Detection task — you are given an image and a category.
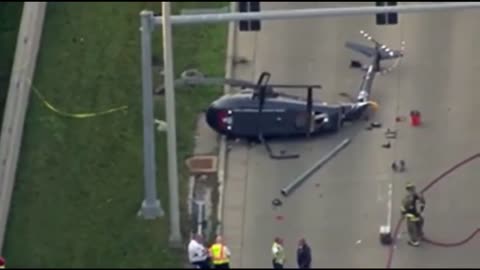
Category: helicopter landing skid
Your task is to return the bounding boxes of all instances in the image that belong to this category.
[258,134,300,160]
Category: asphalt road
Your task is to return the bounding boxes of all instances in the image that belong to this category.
[223,2,480,268]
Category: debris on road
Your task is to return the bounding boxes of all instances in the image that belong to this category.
[371,122,382,128]
[385,128,397,139]
[272,198,283,207]
[395,116,406,122]
[233,56,250,65]
[382,141,391,149]
[391,160,406,172]
[280,138,351,197]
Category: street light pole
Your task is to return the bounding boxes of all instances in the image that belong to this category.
[139,10,164,219]
[162,1,183,246]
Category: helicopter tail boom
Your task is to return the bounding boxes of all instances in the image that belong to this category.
[346,29,405,71]
[345,41,403,62]
[340,30,405,121]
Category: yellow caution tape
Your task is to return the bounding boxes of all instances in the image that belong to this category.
[31,84,128,118]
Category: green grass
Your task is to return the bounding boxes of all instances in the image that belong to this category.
[0,2,23,120]
[3,2,227,268]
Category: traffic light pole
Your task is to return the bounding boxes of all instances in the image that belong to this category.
[161,1,183,246]
[139,10,164,220]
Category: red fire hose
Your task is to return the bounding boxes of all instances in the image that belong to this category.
[386,153,480,268]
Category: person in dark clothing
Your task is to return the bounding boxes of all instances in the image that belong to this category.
[296,238,312,269]
[400,182,426,246]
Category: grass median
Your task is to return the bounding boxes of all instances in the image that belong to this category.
[3,2,227,267]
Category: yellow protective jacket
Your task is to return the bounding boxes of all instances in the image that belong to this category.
[209,243,229,265]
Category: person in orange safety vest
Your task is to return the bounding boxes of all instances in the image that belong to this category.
[208,235,231,269]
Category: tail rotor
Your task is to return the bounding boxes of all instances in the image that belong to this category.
[358,29,406,74]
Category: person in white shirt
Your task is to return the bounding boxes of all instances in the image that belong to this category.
[188,234,210,269]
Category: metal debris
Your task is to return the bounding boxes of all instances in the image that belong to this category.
[281,138,351,197]
[385,128,397,139]
[392,160,406,172]
[272,198,283,207]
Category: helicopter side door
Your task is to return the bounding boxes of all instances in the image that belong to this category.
[229,108,259,137]
[255,108,292,137]
[230,107,293,138]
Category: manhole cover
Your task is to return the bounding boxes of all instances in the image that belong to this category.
[186,155,218,174]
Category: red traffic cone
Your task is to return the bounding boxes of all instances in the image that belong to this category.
[410,110,421,126]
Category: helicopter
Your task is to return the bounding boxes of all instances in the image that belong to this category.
[162,30,405,159]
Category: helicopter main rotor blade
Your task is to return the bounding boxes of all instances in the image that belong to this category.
[173,77,257,88]
[156,76,322,92]
[270,84,322,90]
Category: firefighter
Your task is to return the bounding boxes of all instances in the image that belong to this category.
[400,182,426,246]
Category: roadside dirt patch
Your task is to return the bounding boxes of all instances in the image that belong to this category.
[186,155,218,174]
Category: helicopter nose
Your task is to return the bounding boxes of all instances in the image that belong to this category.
[206,107,226,131]
[205,107,218,130]
[206,106,230,135]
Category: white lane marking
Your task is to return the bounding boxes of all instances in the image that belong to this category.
[377,182,384,202]
[387,183,393,229]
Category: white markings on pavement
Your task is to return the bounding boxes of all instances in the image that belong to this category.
[387,183,393,229]
[377,182,384,202]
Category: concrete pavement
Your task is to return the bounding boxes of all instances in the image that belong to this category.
[222,2,480,268]
[0,2,47,253]
[389,5,480,267]
[221,23,259,267]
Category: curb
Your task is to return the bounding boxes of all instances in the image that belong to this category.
[216,1,237,236]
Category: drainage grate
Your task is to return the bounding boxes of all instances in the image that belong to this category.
[186,155,218,174]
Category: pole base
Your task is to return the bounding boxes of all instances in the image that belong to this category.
[138,199,164,219]
[169,233,183,248]
[379,225,393,245]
